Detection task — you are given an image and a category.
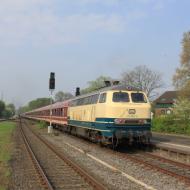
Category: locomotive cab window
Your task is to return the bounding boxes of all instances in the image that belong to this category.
[99,93,107,103]
[113,92,129,102]
[131,93,147,103]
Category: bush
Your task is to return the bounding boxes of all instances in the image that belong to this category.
[37,121,47,129]
[152,115,190,135]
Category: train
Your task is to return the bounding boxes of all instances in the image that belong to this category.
[23,84,152,148]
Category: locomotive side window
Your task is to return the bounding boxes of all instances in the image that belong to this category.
[113,92,129,102]
[99,93,107,103]
[70,94,99,106]
[131,93,147,103]
[91,94,99,104]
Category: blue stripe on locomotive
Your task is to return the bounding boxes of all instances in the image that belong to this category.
[68,118,151,138]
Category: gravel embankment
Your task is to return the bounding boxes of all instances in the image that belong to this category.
[34,126,189,190]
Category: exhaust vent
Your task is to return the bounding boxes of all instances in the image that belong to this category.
[75,87,80,96]
[104,81,111,87]
[113,81,120,85]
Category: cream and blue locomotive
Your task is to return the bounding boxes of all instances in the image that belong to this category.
[68,85,152,147]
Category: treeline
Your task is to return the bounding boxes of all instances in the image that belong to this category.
[17,98,52,114]
[152,31,190,135]
[0,101,15,119]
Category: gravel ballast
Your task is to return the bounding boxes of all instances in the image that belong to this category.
[32,124,189,190]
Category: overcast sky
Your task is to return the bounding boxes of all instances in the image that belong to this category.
[0,0,189,107]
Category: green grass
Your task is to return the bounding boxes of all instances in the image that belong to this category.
[0,122,16,190]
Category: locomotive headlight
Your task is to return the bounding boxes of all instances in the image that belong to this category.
[138,119,146,124]
[138,119,148,124]
[114,118,126,124]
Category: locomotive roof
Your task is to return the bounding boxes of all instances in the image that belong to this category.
[71,84,141,100]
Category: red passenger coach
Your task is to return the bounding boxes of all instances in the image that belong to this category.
[24,101,69,126]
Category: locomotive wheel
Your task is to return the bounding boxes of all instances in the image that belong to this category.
[111,135,118,150]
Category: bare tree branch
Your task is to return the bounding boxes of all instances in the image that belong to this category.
[122,65,164,99]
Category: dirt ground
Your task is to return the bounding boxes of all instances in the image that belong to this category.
[8,124,42,190]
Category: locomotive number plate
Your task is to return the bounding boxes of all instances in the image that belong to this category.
[128,109,136,114]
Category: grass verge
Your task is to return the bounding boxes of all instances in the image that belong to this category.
[0,122,16,190]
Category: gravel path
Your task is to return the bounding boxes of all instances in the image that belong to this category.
[9,124,43,190]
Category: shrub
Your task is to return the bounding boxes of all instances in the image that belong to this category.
[37,121,47,129]
[152,114,190,135]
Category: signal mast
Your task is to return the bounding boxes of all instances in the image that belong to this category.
[48,72,55,133]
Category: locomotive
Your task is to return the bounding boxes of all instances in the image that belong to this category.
[24,84,152,147]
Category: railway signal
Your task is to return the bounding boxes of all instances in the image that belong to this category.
[49,72,55,90]
[48,72,55,133]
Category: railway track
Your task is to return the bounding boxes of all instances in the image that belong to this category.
[20,119,107,190]
[44,125,190,186]
[118,151,190,186]
[19,120,54,190]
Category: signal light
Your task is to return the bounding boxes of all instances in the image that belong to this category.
[49,72,55,90]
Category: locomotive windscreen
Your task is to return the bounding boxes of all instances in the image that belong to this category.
[131,93,147,103]
[112,92,129,102]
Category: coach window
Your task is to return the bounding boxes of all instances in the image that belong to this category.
[99,93,107,103]
[60,108,63,116]
[62,108,65,116]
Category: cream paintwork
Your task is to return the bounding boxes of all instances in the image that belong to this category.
[69,104,97,122]
[68,90,151,122]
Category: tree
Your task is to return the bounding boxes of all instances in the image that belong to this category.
[81,76,112,94]
[17,106,30,114]
[122,65,163,99]
[55,91,74,102]
[2,109,12,119]
[0,100,5,118]
[17,98,52,114]
[173,98,190,133]
[173,31,190,98]
[6,103,16,116]
[28,98,52,110]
